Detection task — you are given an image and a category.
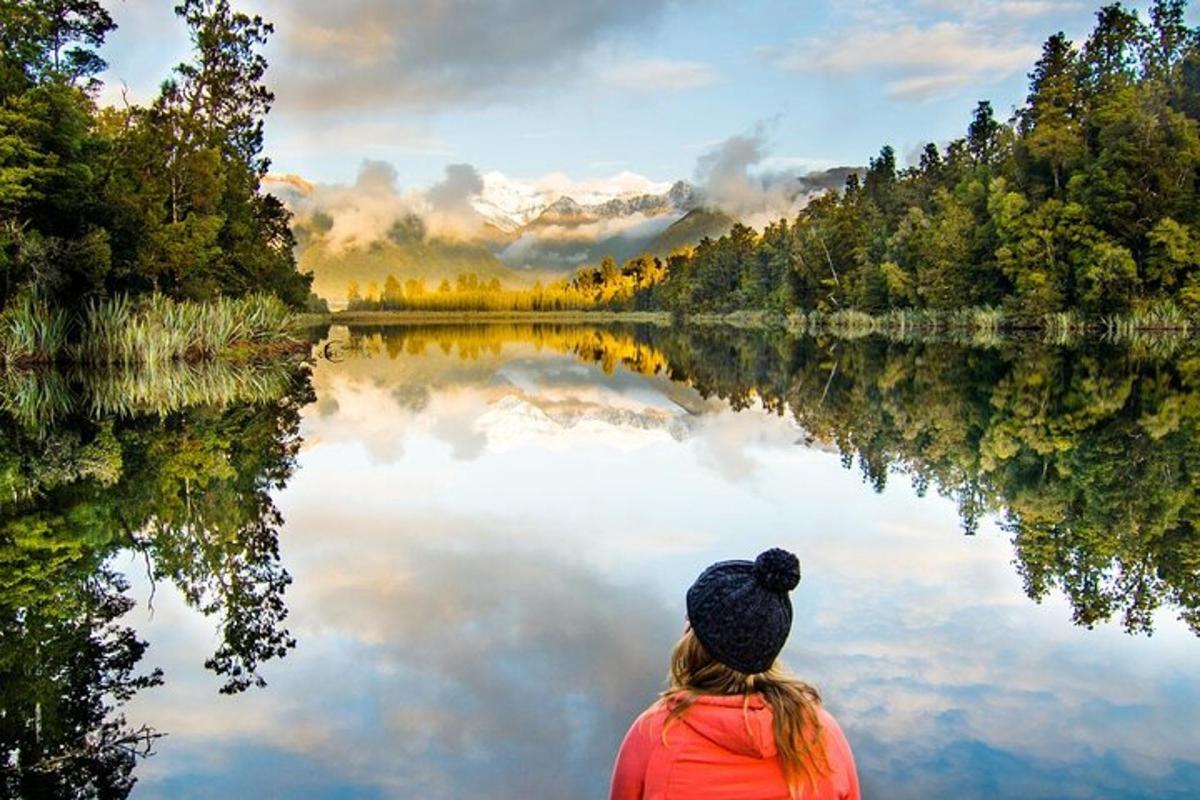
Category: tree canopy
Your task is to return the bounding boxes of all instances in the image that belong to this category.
[559,2,1200,323]
[0,0,313,312]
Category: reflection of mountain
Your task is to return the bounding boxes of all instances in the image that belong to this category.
[476,394,695,444]
[329,321,1200,640]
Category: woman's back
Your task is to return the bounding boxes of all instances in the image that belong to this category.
[610,694,860,800]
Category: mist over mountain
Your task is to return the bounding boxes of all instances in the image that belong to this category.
[266,132,859,302]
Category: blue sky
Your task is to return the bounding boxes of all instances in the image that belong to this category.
[98,1,1196,187]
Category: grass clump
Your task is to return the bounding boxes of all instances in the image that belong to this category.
[0,292,71,364]
[0,292,297,366]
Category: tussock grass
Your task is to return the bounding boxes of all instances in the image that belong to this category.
[0,360,300,429]
[0,293,70,364]
[0,292,297,366]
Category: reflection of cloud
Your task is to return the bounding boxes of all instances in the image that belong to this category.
[692,404,800,484]
[126,328,1200,800]
[128,522,678,800]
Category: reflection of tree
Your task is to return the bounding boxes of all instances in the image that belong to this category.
[0,568,162,799]
[342,323,671,378]
[117,395,311,692]
[0,362,312,795]
[600,325,1200,638]
[337,321,1200,637]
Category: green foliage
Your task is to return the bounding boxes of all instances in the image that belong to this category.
[0,292,295,366]
[0,0,312,317]
[0,356,313,792]
[598,1,1200,327]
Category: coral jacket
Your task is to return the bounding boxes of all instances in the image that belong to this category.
[610,694,860,800]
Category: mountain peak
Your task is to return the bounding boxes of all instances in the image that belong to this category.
[544,196,585,215]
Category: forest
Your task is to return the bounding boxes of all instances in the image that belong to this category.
[345,1,1200,328]
[0,1,316,363]
[608,1,1200,322]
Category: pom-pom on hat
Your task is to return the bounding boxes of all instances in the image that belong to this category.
[685,548,801,675]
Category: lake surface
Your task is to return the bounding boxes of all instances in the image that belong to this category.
[3,324,1199,799]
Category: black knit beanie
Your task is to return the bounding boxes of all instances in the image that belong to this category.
[685,548,801,675]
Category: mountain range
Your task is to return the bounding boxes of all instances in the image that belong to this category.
[273,168,852,303]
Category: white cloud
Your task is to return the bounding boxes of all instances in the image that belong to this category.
[602,58,718,91]
[914,0,1084,19]
[692,123,851,227]
[255,0,694,113]
[761,0,1070,104]
[763,21,1038,102]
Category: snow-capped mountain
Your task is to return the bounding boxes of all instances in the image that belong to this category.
[471,171,689,233]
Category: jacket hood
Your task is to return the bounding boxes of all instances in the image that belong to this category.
[676,694,778,759]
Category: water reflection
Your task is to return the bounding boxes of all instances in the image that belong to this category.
[2,325,1199,799]
[334,323,1200,637]
[0,360,312,797]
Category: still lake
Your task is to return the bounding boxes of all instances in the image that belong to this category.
[4,323,1199,799]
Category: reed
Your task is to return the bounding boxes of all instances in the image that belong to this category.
[0,359,300,430]
[0,292,297,366]
[0,292,70,364]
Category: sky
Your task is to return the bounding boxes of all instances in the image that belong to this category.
[97,0,1197,189]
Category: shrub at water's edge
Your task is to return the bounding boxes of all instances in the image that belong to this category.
[0,292,298,366]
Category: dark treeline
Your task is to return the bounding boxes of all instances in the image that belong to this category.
[0,0,314,313]
[0,363,313,798]
[570,1,1200,323]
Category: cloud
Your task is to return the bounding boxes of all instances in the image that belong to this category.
[602,58,718,91]
[260,0,691,113]
[693,124,855,226]
[763,21,1039,102]
[759,0,1078,105]
[424,163,486,236]
[267,160,487,252]
[499,213,678,268]
[914,0,1084,19]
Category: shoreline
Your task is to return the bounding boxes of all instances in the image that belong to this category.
[296,310,674,327]
[294,308,1197,336]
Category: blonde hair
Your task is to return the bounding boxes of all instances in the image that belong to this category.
[660,628,830,797]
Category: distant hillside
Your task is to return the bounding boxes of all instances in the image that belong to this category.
[301,237,517,303]
[644,209,737,256]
